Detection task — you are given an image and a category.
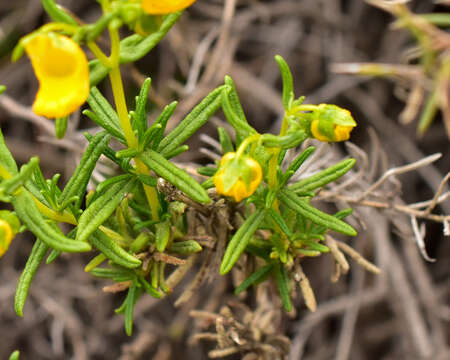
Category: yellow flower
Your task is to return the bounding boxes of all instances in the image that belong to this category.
[309,104,356,142]
[310,119,354,142]
[142,0,196,14]
[213,152,262,202]
[0,219,14,258]
[24,33,89,118]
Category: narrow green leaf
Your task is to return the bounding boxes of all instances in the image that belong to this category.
[139,149,210,204]
[41,0,77,25]
[164,145,189,159]
[155,219,171,252]
[152,101,178,149]
[134,78,151,139]
[169,240,202,254]
[218,127,234,154]
[283,146,315,183]
[89,267,134,281]
[59,131,111,210]
[221,88,257,138]
[115,148,139,159]
[14,239,49,317]
[139,277,163,298]
[76,177,137,243]
[0,127,18,177]
[266,208,292,238]
[278,189,357,236]
[234,263,273,294]
[124,280,141,336]
[224,76,247,122]
[89,230,142,269]
[220,208,265,275]
[12,191,91,252]
[9,350,20,360]
[83,110,125,143]
[273,263,292,312]
[197,166,217,177]
[54,116,68,139]
[289,158,356,193]
[275,55,295,110]
[46,249,61,264]
[417,90,438,136]
[157,85,226,157]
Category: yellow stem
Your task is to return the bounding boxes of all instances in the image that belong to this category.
[107,25,160,221]
[87,42,111,68]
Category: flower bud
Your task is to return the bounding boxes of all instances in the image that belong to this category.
[213,152,262,202]
[310,104,356,142]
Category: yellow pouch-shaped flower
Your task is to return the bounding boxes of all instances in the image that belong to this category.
[214,152,262,202]
[25,34,89,118]
[309,104,356,142]
[142,0,196,14]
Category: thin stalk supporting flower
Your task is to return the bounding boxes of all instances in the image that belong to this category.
[0,0,384,342]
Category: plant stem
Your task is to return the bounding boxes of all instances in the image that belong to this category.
[107,25,160,221]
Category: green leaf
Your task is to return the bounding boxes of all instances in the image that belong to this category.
[9,350,20,360]
[289,158,356,193]
[417,89,438,136]
[221,87,257,138]
[14,239,49,317]
[134,77,151,139]
[0,157,39,198]
[138,149,210,204]
[85,88,125,141]
[59,131,111,210]
[89,13,182,86]
[169,240,202,254]
[278,189,357,236]
[223,76,247,123]
[155,219,171,252]
[157,85,226,157]
[41,0,77,25]
[220,208,265,275]
[46,249,61,264]
[54,116,68,139]
[273,263,292,312]
[89,267,135,282]
[234,263,274,294]
[218,127,234,154]
[89,230,142,269]
[266,208,292,238]
[0,127,18,177]
[282,146,315,185]
[139,277,163,298]
[275,55,294,110]
[151,101,178,149]
[12,190,92,252]
[76,177,137,243]
[197,166,217,177]
[124,280,141,336]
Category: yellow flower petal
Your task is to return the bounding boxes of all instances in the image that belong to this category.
[0,219,13,258]
[142,0,196,14]
[25,34,89,118]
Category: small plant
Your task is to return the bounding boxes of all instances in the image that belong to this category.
[1,0,374,343]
